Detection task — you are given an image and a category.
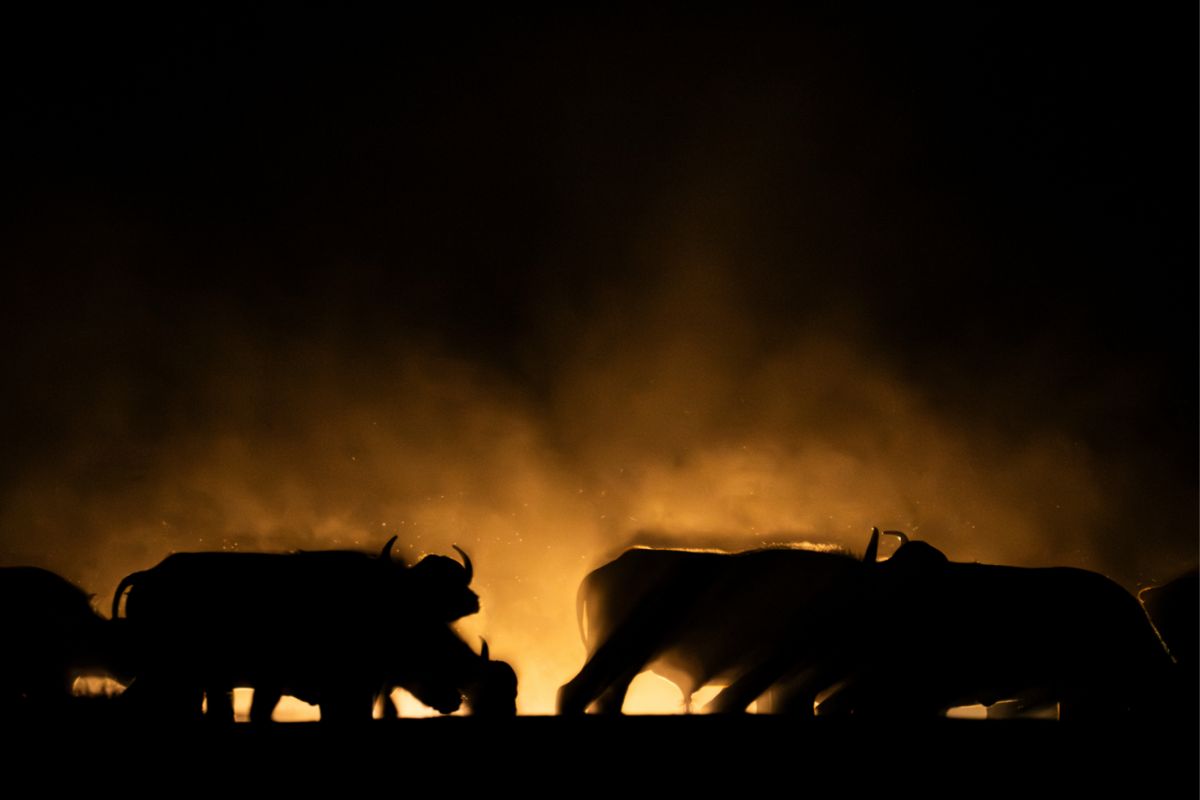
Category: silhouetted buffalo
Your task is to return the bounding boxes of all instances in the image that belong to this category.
[710,531,1176,720]
[373,636,518,719]
[557,542,865,714]
[249,627,518,721]
[0,567,127,709]
[114,538,515,721]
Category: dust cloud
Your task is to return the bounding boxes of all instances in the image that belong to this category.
[0,15,1192,715]
[0,256,1181,715]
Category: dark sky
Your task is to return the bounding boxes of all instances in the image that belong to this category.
[0,8,1195,707]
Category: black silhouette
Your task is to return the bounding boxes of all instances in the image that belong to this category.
[113,537,515,721]
[709,529,1176,720]
[250,625,517,720]
[1139,568,1198,668]
[376,636,518,718]
[1138,568,1198,717]
[0,567,128,710]
[557,542,865,714]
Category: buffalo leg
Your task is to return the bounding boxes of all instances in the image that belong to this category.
[592,669,638,714]
[812,678,863,716]
[319,689,375,723]
[204,684,235,723]
[250,686,282,724]
[377,688,398,719]
[710,660,830,715]
[707,657,797,713]
[559,605,695,714]
[560,576,711,715]
[558,637,659,715]
[123,674,204,721]
[768,681,818,716]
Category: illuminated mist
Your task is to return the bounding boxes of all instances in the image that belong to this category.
[0,14,1193,718]
[3,259,1192,715]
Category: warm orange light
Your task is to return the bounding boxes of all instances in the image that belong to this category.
[71,676,126,697]
[44,306,1185,726]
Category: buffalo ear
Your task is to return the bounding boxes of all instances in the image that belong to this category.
[863,528,880,563]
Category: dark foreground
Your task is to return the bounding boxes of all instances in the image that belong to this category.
[8,708,1196,795]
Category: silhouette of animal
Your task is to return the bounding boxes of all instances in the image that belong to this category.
[0,567,128,709]
[113,538,510,721]
[373,637,518,719]
[709,530,1176,720]
[556,542,865,715]
[252,628,518,721]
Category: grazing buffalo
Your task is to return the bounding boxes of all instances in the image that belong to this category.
[255,629,519,721]
[710,530,1176,720]
[374,637,519,719]
[0,567,127,709]
[114,538,515,721]
[557,542,866,715]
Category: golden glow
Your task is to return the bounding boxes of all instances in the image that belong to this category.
[945,704,988,720]
[620,673,688,714]
[389,688,450,719]
[194,689,319,722]
[38,309,1167,717]
[270,692,317,722]
[71,676,126,697]
[604,676,758,715]
[944,704,1061,720]
[202,689,450,722]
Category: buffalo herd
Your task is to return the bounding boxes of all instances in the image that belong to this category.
[561,529,1194,721]
[0,530,1194,723]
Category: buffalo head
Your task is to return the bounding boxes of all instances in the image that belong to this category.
[466,640,519,716]
[391,633,518,717]
[388,538,479,622]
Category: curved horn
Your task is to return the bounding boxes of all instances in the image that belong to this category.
[380,535,398,562]
[452,545,473,584]
[480,638,490,661]
[863,527,880,563]
[883,530,909,545]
